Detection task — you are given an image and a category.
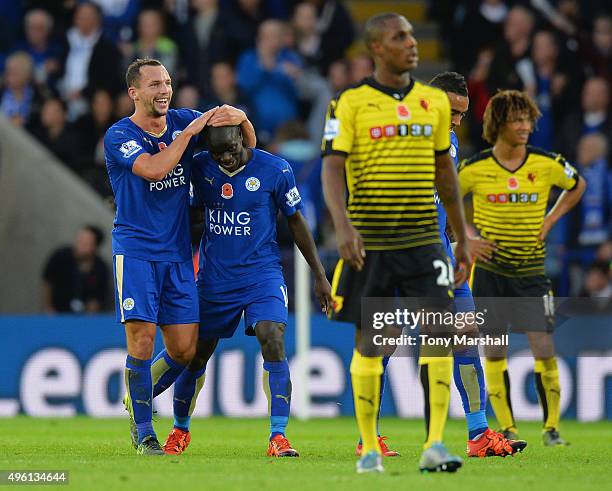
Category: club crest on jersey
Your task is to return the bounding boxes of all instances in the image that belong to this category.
[420,98,430,111]
[221,183,234,199]
[172,130,182,140]
[507,177,519,190]
[450,144,457,158]
[396,104,411,120]
[528,172,537,183]
[245,177,260,191]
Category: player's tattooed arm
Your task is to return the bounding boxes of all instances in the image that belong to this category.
[322,154,366,272]
[208,104,257,147]
[287,211,332,313]
[435,151,472,285]
[132,107,219,181]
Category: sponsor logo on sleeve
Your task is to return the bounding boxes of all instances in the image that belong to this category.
[323,118,340,140]
[285,186,302,207]
[120,140,142,158]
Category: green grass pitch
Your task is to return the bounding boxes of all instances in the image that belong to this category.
[3,417,611,490]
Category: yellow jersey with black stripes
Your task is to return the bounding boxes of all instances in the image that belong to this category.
[321,77,451,251]
[458,146,579,276]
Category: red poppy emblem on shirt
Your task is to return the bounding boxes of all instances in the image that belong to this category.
[158,142,167,151]
[397,104,411,119]
[221,183,233,199]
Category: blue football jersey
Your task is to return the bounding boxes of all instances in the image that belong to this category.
[191,148,303,294]
[105,109,201,262]
[435,130,459,251]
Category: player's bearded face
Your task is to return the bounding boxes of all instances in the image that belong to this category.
[137,66,173,117]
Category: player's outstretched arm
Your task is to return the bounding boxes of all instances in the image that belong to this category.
[539,175,586,240]
[322,154,365,271]
[435,151,472,286]
[207,104,257,147]
[132,107,219,181]
[287,211,332,313]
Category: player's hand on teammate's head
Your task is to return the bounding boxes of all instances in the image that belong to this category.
[314,275,333,314]
[468,236,496,263]
[185,106,219,136]
[453,240,472,287]
[208,104,247,127]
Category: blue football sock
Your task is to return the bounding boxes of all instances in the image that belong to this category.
[173,364,207,431]
[151,349,186,398]
[263,360,291,439]
[453,345,489,440]
[125,355,155,443]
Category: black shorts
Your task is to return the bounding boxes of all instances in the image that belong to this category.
[471,266,555,334]
[329,244,454,326]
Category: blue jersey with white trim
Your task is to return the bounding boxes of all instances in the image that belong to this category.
[191,148,303,294]
[104,109,201,262]
[435,130,459,252]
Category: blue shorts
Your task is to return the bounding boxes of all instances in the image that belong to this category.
[113,255,199,325]
[198,278,288,339]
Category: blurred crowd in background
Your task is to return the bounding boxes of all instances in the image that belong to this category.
[0,0,610,311]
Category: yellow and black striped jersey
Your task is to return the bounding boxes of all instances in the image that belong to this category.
[458,146,579,276]
[321,77,451,251]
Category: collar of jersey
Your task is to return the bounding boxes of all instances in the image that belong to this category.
[365,76,415,101]
[490,146,530,174]
[218,164,246,177]
[145,125,167,138]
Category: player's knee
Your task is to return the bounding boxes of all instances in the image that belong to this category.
[257,324,286,361]
[129,332,156,359]
[167,342,196,365]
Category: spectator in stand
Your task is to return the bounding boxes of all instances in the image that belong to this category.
[292,2,324,73]
[237,19,301,143]
[28,97,81,173]
[115,92,133,118]
[305,0,354,75]
[486,5,535,93]
[579,261,612,298]
[175,84,201,110]
[225,0,269,61]
[42,225,109,313]
[75,89,115,193]
[349,53,373,84]
[121,9,178,77]
[177,0,229,95]
[202,62,250,113]
[558,77,612,163]
[528,30,580,150]
[0,51,42,127]
[12,9,63,90]
[60,2,122,120]
[90,0,141,42]
[327,59,349,93]
[581,14,612,86]
[574,132,610,247]
[450,0,507,74]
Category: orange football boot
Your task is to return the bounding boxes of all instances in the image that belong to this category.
[163,428,191,455]
[467,428,527,457]
[267,435,299,457]
[356,436,400,457]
